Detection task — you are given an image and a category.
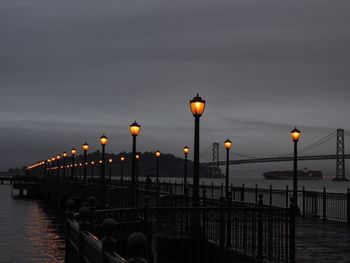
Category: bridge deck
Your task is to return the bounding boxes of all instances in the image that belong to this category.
[296,217,350,263]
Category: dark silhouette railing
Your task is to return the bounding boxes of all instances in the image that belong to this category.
[135,179,350,223]
[80,195,294,263]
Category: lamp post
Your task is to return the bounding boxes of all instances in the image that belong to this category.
[190,94,206,209]
[71,148,77,180]
[135,153,140,185]
[91,161,95,180]
[155,151,161,189]
[120,156,125,184]
[224,139,232,198]
[99,160,102,177]
[183,146,190,194]
[82,143,89,184]
[62,152,68,179]
[108,158,113,181]
[51,157,56,177]
[79,163,82,179]
[291,127,301,209]
[130,121,140,189]
[56,155,61,178]
[100,135,108,184]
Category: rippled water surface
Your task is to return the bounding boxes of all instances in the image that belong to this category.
[0,185,65,263]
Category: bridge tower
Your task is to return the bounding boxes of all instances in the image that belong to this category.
[333,129,348,181]
[211,143,221,177]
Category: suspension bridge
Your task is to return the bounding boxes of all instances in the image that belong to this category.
[201,129,350,181]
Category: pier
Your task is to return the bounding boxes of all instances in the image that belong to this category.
[12,172,350,263]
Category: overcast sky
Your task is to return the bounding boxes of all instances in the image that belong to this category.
[1,0,350,173]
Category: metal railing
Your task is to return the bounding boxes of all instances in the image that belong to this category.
[88,199,294,263]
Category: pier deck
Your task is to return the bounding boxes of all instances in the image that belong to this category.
[296,217,350,263]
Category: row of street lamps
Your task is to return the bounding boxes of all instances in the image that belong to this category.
[27,94,301,210]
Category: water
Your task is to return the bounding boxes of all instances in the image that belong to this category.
[0,185,65,263]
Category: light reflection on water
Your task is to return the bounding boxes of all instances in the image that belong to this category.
[0,185,64,263]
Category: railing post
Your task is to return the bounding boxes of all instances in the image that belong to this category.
[289,197,296,263]
[257,195,264,261]
[101,218,117,263]
[226,192,232,247]
[255,184,258,204]
[65,199,76,263]
[241,184,245,202]
[221,182,224,197]
[126,232,148,263]
[346,189,350,224]
[143,196,150,239]
[302,187,306,217]
[78,206,91,263]
[88,196,96,227]
[219,196,225,248]
[211,182,214,198]
[285,186,289,208]
[269,185,272,205]
[323,188,327,221]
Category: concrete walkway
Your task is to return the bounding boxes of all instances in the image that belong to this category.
[296,217,350,263]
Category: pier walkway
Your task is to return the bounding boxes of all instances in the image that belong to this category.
[296,217,350,263]
[12,175,350,263]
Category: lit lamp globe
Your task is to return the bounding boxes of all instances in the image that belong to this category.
[291,127,301,142]
[183,146,190,155]
[224,139,232,150]
[99,160,102,164]
[190,93,206,117]
[136,154,140,160]
[71,148,77,155]
[56,155,61,160]
[100,135,108,146]
[63,152,68,158]
[130,121,141,136]
[108,158,113,164]
[120,156,125,162]
[82,142,89,152]
[155,151,161,158]
[91,161,95,165]
[51,157,56,162]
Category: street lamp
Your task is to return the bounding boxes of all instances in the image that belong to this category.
[100,135,108,184]
[91,161,95,180]
[108,158,113,181]
[71,148,77,180]
[82,142,89,184]
[56,155,61,178]
[120,156,125,183]
[291,127,301,209]
[51,157,56,177]
[224,139,232,198]
[190,94,205,209]
[183,146,190,194]
[130,121,140,190]
[79,163,82,179]
[155,150,161,189]
[63,152,68,178]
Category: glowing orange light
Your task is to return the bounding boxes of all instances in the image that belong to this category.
[291,127,301,142]
[190,94,206,117]
[224,139,232,150]
[130,121,141,136]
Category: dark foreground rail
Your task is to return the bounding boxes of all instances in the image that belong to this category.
[66,198,294,263]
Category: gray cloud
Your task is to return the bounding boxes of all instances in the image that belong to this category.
[1,0,350,174]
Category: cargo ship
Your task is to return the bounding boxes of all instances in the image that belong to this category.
[263,169,323,180]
